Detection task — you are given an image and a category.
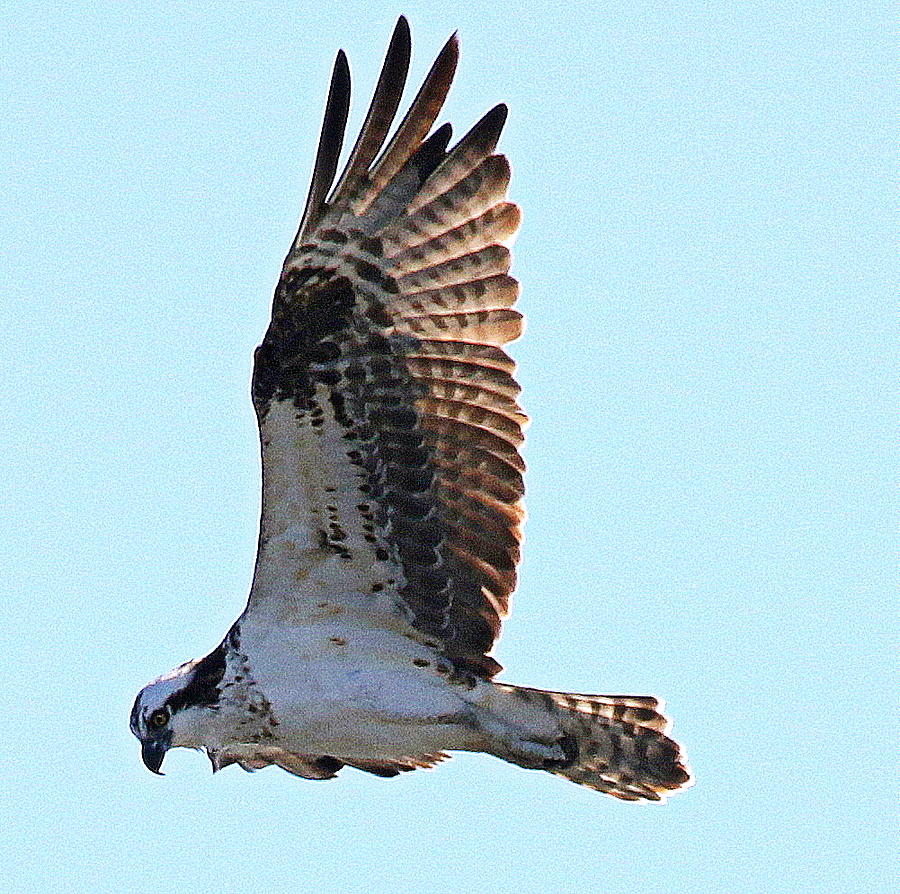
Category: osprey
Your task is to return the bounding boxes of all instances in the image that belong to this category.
[131,17,691,802]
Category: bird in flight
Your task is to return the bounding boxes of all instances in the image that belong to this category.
[130,17,691,802]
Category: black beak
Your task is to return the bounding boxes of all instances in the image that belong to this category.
[141,738,168,775]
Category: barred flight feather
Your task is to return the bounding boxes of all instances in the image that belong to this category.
[396,244,511,293]
[408,338,517,371]
[403,104,509,218]
[382,155,512,251]
[387,205,522,277]
[415,378,524,418]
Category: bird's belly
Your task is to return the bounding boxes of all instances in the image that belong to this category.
[240,623,481,760]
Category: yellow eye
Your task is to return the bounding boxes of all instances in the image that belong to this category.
[148,709,169,729]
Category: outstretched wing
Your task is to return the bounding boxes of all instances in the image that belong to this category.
[246,18,524,678]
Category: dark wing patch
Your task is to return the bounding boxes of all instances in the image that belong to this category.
[252,270,356,412]
[248,18,525,679]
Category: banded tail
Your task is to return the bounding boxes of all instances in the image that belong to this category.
[482,684,692,801]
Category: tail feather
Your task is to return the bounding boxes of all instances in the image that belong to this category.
[489,684,692,802]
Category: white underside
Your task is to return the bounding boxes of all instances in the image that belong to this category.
[209,614,491,762]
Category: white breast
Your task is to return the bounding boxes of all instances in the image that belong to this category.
[234,616,484,761]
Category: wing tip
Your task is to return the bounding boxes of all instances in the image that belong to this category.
[395,14,411,38]
[488,102,508,125]
[333,48,350,88]
[389,16,412,65]
[438,29,461,73]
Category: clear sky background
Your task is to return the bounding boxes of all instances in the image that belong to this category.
[1,2,893,892]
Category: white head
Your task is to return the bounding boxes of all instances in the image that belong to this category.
[129,643,227,773]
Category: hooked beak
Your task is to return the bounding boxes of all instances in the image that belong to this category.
[141,737,169,775]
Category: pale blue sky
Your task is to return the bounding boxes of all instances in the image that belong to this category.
[1,2,894,893]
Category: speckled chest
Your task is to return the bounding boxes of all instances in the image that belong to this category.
[215,633,281,746]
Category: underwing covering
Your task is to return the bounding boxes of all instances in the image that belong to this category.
[248,17,525,677]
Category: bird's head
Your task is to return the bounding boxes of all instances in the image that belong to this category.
[130,644,227,774]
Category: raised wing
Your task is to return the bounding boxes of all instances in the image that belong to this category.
[246,17,524,678]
